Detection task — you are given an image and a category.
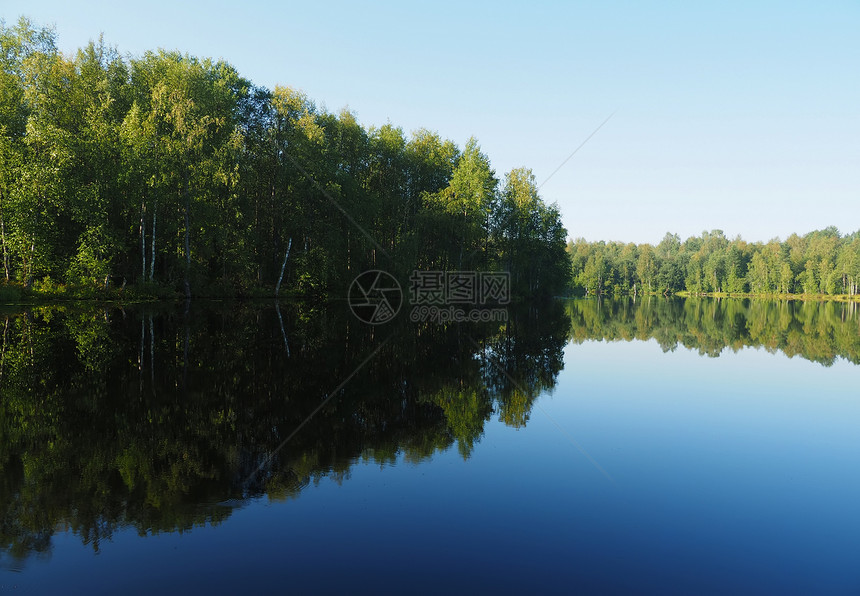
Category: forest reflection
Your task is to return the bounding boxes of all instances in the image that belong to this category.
[0,301,568,565]
[2,296,858,565]
[567,297,860,366]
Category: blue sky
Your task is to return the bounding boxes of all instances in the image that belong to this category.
[3,1,858,244]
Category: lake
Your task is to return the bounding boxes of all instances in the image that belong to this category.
[1,297,858,594]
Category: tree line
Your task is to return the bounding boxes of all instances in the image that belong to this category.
[0,18,569,299]
[568,227,860,297]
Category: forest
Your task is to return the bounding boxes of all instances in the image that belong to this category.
[568,228,860,298]
[0,18,569,300]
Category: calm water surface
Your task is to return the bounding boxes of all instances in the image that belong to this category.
[1,298,858,594]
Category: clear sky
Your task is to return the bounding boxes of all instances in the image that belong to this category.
[3,1,858,244]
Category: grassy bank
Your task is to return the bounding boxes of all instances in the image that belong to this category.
[674,291,860,302]
[571,290,860,302]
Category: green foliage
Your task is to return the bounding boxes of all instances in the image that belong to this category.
[568,228,860,298]
[494,168,569,297]
[0,19,566,299]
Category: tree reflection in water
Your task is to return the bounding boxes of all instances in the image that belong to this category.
[0,300,569,565]
[2,296,857,565]
[566,297,860,365]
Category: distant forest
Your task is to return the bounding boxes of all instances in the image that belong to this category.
[568,228,860,297]
[0,19,568,299]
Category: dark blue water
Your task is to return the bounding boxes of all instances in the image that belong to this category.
[1,299,858,594]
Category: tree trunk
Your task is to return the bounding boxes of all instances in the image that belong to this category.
[182,299,190,391]
[0,317,7,381]
[150,199,157,282]
[0,211,8,282]
[24,243,34,290]
[140,200,147,282]
[276,301,290,356]
[275,237,292,298]
[139,314,144,373]
[183,170,191,300]
[149,313,155,386]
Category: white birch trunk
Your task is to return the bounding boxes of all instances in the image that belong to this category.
[140,202,146,281]
[275,237,292,298]
[150,201,156,281]
[1,214,8,281]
